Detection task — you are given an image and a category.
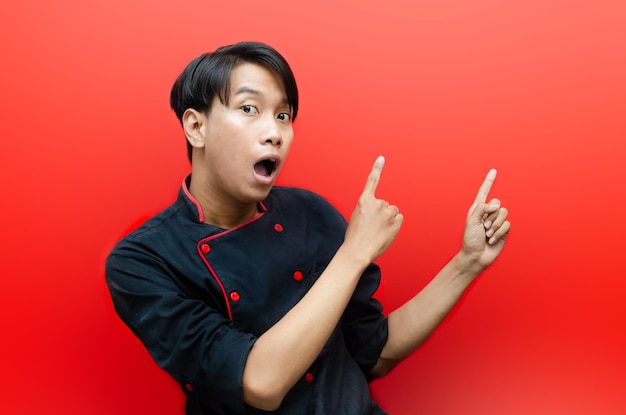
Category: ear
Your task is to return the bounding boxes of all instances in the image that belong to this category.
[182,109,207,149]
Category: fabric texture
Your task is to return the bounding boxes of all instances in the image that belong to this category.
[106,176,389,414]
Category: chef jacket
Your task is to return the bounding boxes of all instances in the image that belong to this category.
[105,176,390,414]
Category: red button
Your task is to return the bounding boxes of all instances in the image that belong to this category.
[184,383,194,392]
[201,243,211,253]
[230,291,240,302]
[274,223,283,232]
[304,372,314,383]
[293,271,303,282]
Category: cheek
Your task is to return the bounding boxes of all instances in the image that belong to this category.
[282,127,294,147]
[208,120,241,149]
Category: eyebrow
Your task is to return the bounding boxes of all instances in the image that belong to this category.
[234,87,262,96]
[233,86,290,105]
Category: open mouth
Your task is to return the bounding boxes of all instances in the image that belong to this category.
[254,159,277,177]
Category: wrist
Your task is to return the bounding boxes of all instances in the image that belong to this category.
[453,250,485,279]
[335,244,372,273]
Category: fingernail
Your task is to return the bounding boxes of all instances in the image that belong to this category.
[484,220,492,229]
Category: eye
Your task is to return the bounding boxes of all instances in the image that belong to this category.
[241,105,258,114]
[277,112,291,122]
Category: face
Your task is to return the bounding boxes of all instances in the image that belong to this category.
[187,62,294,207]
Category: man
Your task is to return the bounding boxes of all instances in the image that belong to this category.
[106,41,510,414]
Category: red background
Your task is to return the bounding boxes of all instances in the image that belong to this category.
[1,1,625,414]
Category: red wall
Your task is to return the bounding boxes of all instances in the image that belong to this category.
[1,1,625,414]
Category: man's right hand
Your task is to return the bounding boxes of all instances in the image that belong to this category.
[343,156,404,264]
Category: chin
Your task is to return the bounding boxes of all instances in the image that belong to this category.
[243,185,273,204]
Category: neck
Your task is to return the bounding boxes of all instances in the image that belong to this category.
[188,177,261,230]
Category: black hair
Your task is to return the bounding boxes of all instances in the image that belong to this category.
[169,41,299,162]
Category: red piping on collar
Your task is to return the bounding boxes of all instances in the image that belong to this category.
[183,179,269,223]
[182,178,205,223]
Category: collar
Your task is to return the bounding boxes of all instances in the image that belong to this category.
[177,174,268,224]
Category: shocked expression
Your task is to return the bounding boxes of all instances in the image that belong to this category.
[194,62,294,205]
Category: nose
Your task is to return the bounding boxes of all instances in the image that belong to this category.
[260,117,283,147]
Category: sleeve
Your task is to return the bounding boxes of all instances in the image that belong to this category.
[341,262,389,379]
[105,244,255,414]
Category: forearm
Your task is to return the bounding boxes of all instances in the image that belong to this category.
[371,252,483,376]
[244,157,404,409]
[243,245,369,410]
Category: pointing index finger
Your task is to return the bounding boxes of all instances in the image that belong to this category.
[474,168,497,204]
[362,156,385,198]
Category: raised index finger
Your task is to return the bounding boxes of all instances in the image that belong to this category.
[474,168,497,204]
[362,156,385,198]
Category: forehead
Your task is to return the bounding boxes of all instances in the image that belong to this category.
[229,62,287,98]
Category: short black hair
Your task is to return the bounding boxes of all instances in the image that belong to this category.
[170,41,299,162]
